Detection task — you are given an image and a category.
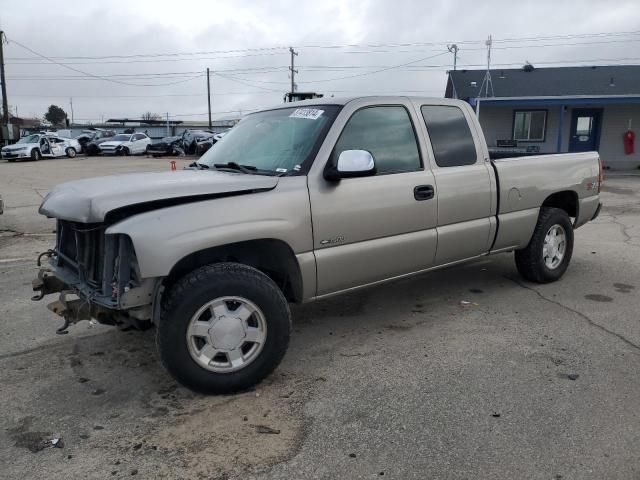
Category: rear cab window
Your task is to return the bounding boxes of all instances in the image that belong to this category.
[420,105,479,168]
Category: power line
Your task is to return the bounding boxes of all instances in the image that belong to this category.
[6,29,640,61]
[213,72,285,92]
[6,66,288,80]
[463,37,640,52]
[7,36,206,86]
[9,36,639,65]
[299,51,450,83]
[214,50,451,87]
[5,52,287,66]
[12,53,640,98]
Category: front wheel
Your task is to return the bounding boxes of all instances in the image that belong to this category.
[31,149,41,161]
[66,147,77,158]
[157,263,291,394]
[515,207,574,283]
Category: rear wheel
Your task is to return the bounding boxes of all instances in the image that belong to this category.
[157,262,291,394]
[31,149,41,161]
[515,207,574,283]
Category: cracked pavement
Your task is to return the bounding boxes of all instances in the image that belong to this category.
[1,157,640,479]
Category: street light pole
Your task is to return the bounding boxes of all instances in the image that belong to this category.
[288,47,298,99]
[0,31,9,125]
[207,68,212,130]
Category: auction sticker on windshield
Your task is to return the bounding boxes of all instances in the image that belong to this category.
[289,108,324,120]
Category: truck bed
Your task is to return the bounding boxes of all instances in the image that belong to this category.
[490,151,601,252]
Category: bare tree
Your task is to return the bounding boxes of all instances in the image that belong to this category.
[141,112,162,122]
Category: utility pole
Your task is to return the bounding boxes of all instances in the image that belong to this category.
[288,47,298,97]
[206,68,212,130]
[69,97,74,125]
[447,44,458,71]
[166,112,170,136]
[0,31,9,125]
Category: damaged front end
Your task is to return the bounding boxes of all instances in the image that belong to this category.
[32,220,157,333]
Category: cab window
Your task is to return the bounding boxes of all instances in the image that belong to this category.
[421,105,478,167]
[333,106,421,174]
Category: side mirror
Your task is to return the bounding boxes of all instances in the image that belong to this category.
[324,149,376,181]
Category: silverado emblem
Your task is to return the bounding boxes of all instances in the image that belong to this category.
[320,236,345,246]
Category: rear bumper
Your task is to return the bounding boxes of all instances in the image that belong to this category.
[575,195,601,228]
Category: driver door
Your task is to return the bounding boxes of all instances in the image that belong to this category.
[39,137,53,157]
[307,100,438,296]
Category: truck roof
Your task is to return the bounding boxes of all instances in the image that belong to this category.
[264,95,465,110]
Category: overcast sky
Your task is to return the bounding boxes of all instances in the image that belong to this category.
[1,0,639,123]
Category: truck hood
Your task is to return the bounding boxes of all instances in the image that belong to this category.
[39,170,279,223]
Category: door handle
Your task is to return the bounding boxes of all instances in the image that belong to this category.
[414,184,434,201]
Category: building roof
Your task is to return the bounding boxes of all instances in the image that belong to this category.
[446,65,640,100]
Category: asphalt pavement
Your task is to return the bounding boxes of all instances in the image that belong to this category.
[1,156,639,479]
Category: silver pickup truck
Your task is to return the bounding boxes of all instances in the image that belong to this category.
[33,97,603,394]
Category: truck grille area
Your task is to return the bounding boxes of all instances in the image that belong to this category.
[56,220,107,291]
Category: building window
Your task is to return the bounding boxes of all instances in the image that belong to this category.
[513,110,547,142]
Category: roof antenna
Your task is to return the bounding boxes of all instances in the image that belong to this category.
[478,35,494,97]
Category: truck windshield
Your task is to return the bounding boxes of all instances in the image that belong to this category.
[198,105,339,175]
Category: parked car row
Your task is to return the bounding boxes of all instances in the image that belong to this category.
[2,127,232,162]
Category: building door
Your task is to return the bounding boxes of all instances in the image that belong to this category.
[569,109,602,152]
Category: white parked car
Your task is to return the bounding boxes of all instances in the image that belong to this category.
[1,134,81,162]
[99,133,152,156]
[213,130,230,142]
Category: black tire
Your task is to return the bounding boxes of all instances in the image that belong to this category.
[157,262,291,394]
[66,147,76,158]
[515,207,574,283]
[7,159,15,163]
[31,149,41,161]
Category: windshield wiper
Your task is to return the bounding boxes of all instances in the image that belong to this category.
[213,161,257,174]
[188,161,209,170]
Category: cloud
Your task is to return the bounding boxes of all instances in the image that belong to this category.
[1,0,639,122]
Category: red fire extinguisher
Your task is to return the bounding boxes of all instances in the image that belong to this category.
[624,130,635,155]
